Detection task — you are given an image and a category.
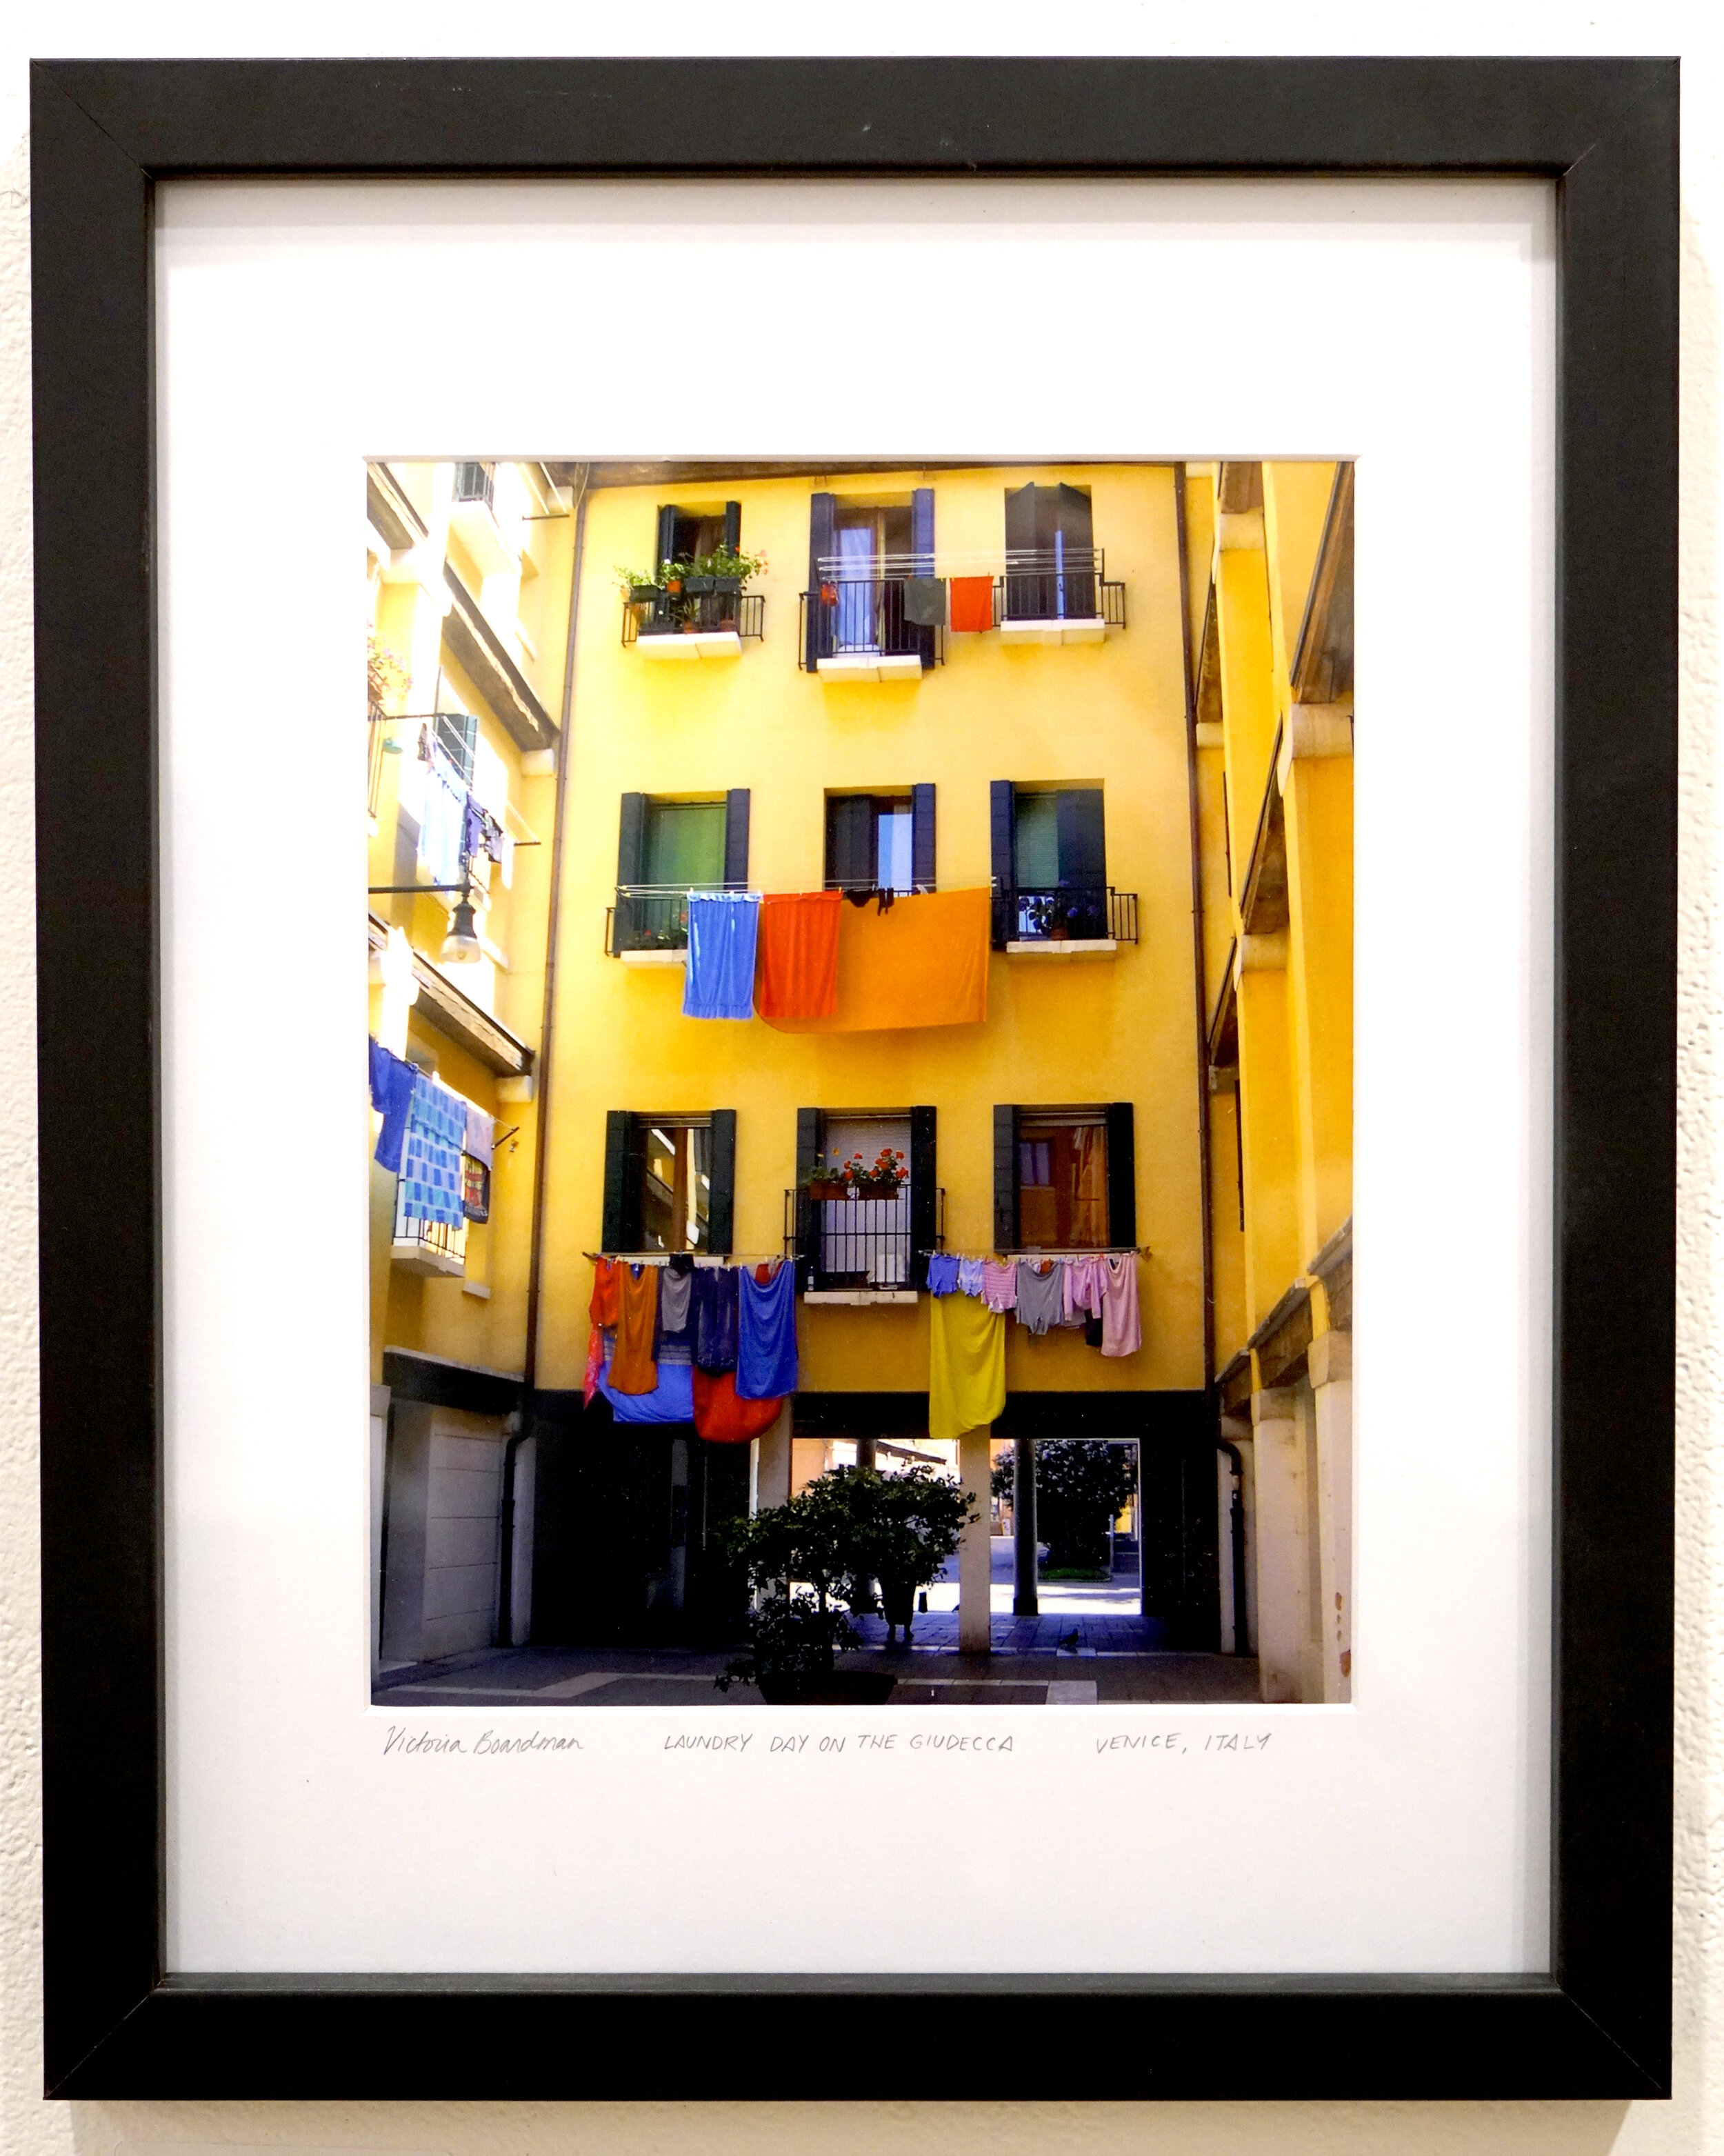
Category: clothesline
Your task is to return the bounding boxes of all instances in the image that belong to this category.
[814,552,1103,577]
[582,1250,785,1266]
[921,1246,1151,1260]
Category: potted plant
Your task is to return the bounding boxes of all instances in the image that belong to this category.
[854,1146,908,1197]
[845,1466,976,1646]
[617,564,661,604]
[805,1146,859,1200]
[717,1475,896,1702]
[660,556,688,597]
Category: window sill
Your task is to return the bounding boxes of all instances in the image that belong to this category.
[803,1288,919,1306]
[636,630,743,661]
[1005,938,1120,959]
[816,651,924,682]
[618,948,687,968]
[999,617,1108,646]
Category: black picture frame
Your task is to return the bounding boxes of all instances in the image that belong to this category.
[31,56,1677,2100]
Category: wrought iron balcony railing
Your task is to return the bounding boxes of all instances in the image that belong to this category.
[622,588,765,644]
[784,1185,945,1295]
[799,579,945,670]
[993,884,1140,946]
[606,882,735,956]
[994,548,1126,628]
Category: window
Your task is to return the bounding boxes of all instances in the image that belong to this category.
[641,1120,713,1253]
[644,799,726,888]
[1003,482,1098,621]
[994,1102,1136,1252]
[1017,1110,1109,1250]
[654,500,741,573]
[825,788,936,894]
[805,490,936,668]
[795,1106,937,1292]
[603,1109,736,1255]
[990,782,1107,942]
[613,790,750,952]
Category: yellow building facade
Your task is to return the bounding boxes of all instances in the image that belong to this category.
[1191,459,1355,1703]
[365,457,575,1670]
[525,461,1223,1653]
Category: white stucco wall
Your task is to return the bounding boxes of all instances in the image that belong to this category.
[2,6,1720,2153]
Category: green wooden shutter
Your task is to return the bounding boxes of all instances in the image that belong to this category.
[990,780,1016,948]
[708,1110,737,1255]
[723,789,751,890]
[723,500,741,550]
[1105,1101,1136,1250]
[795,1107,822,1288]
[911,784,936,890]
[994,1104,1021,1253]
[807,492,836,667]
[654,505,679,574]
[910,487,936,668]
[601,1110,630,1254]
[615,793,647,950]
[910,1106,938,1291]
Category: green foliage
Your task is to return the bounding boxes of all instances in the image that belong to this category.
[691,541,768,586]
[716,1464,977,1688]
[991,1441,1138,1571]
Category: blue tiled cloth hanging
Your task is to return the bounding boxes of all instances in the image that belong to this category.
[682,891,761,1020]
[399,1072,467,1226]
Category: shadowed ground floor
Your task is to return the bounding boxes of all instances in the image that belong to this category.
[374,1640,1261,1707]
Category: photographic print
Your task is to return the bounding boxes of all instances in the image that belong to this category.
[366,456,1354,1713]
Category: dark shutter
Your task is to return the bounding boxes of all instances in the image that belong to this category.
[601,1111,629,1254]
[1003,483,1041,619]
[828,795,874,889]
[723,789,751,890]
[707,1110,737,1255]
[807,492,836,667]
[911,783,936,891]
[722,500,741,551]
[1105,1102,1136,1250]
[910,487,936,668]
[994,1104,1021,1253]
[616,792,648,950]
[910,1106,938,1291]
[795,1108,822,1288]
[654,504,679,574]
[1054,483,1097,619]
[989,780,1016,948]
[1056,787,1108,937]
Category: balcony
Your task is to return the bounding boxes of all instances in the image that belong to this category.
[800,579,944,680]
[996,885,1139,957]
[448,461,517,578]
[605,884,729,964]
[622,585,765,661]
[392,1204,468,1277]
[995,550,1127,644]
[784,1186,945,1304]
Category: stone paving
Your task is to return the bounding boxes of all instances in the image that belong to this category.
[374,1639,1261,1707]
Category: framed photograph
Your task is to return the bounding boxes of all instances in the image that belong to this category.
[32,57,1676,2098]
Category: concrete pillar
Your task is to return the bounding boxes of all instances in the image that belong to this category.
[855,1433,878,1472]
[1012,1435,1039,1616]
[958,1427,994,1654]
[1250,1385,1309,1701]
[1219,1414,1257,1658]
[754,1400,794,1513]
[1310,1330,1354,1701]
[379,1399,432,1664]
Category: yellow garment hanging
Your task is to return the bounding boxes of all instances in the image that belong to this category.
[928,1291,1007,1441]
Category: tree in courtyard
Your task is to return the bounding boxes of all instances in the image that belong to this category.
[991,1441,1137,1573]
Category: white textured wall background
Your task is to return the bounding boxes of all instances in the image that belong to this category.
[0,6,1716,2151]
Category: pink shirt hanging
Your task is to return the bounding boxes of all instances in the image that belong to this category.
[981,1258,1019,1312]
[1100,1252,1142,1357]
